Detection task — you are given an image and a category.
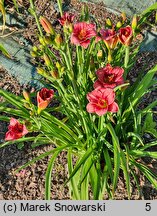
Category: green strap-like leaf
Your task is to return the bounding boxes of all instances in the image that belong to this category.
[89,163,100,199]
[0,89,28,114]
[65,148,93,185]
[120,150,131,199]
[130,150,157,159]
[122,64,157,120]
[0,44,10,58]
[106,123,120,195]
[104,148,113,182]
[131,159,157,189]
[45,151,60,200]
[67,149,80,200]
[140,140,157,150]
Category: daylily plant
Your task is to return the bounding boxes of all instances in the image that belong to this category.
[0,0,157,200]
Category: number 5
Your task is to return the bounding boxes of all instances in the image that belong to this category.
[145,203,151,211]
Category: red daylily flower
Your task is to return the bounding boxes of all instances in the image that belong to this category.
[5,118,28,141]
[86,87,119,116]
[94,64,124,89]
[71,22,97,48]
[118,26,133,46]
[58,12,75,26]
[100,29,118,49]
[37,88,54,113]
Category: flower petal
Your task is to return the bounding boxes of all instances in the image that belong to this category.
[95,107,108,116]
[108,102,119,112]
[86,103,95,113]
[10,118,18,126]
[93,80,104,89]
[102,88,115,105]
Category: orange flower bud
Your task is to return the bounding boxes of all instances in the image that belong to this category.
[23,90,30,102]
[121,12,126,22]
[39,16,55,35]
[50,70,59,79]
[54,34,63,47]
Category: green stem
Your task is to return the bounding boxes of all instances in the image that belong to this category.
[57,0,63,16]
[124,46,130,79]
[98,115,104,132]
[29,0,43,36]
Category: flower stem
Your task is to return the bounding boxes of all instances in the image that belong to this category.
[29,0,43,36]
[57,0,63,16]
[124,46,130,78]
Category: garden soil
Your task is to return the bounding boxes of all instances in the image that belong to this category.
[0,0,157,200]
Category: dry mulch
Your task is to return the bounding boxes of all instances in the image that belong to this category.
[0,0,157,200]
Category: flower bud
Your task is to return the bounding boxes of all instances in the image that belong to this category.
[116,21,122,29]
[43,54,51,67]
[50,70,59,79]
[44,36,53,45]
[106,18,112,27]
[37,67,47,75]
[56,62,61,70]
[54,34,63,48]
[32,46,38,52]
[121,12,126,22]
[61,67,65,75]
[23,90,30,102]
[97,50,103,58]
[39,45,45,50]
[131,14,137,31]
[30,51,37,57]
[39,36,46,46]
[24,103,30,109]
[107,52,112,63]
[39,16,55,35]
